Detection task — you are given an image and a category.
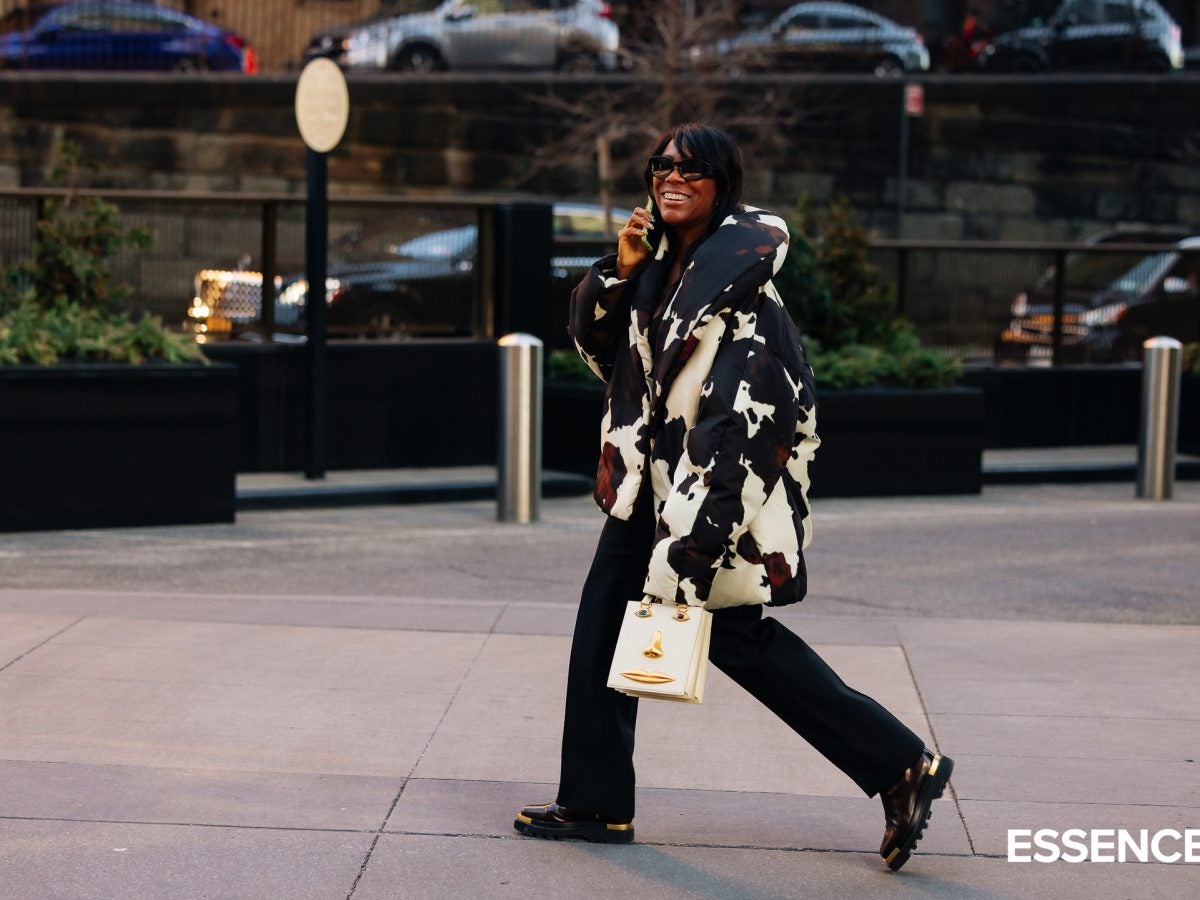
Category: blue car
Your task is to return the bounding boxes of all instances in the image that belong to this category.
[0,1,258,72]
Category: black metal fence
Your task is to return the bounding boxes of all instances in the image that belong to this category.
[0,187,621,347]
[871,239,1200,365]
[3,185,1198,364]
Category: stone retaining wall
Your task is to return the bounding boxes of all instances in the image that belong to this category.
[3,73,1199,242]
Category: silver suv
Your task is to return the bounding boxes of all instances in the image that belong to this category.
[314,0,620,72]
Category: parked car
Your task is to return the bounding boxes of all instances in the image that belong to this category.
[979,0,1183,72]
[0,4,55,34]
[309,0,620,73]
[994,230,1200,363]
[187,203,631,342]
[0,0,257,72]
[696,2,929,76]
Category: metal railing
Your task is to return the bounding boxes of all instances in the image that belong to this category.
[0,187,510,341]
[4,184,1198,366]
[871,239,1200,365]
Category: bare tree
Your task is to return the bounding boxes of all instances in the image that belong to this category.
[518,0,820,235]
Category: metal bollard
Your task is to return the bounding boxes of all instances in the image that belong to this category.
[498,333,543,522]
[1136,336,1183,500]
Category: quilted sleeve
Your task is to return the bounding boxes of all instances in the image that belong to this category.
[568,253,632,384]
[643,311,801,606]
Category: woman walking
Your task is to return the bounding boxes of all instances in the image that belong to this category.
[514,123,953,872]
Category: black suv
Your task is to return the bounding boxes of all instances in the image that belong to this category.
[981,0,1184,71]
[994,230,1200,364]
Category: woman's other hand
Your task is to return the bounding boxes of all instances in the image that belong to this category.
[616,206,655,279]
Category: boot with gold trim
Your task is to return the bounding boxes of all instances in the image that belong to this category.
[879,749,954,871]
[514,802,634,844]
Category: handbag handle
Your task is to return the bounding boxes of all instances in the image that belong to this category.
[637,595,692,621]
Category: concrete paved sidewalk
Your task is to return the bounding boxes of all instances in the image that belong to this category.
[1,484,1198,899]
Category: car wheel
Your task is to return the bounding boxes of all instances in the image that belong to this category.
[557,48,599,73]
[1141,53,1171,73]
[1010,52,1041,72]
[873,57,904,77]
[393,44,445,73]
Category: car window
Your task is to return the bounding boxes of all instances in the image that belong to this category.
[507,0,559,11]
[780,11,821,30]
[388,225,477,260]
[1057,0,1103,25]
[55,10,108,32]
[1108,251,1175,295]
[1169,252,1200,290]
[100,12,188,33]
[1055,250,1144,291]
[471,0,506,14]
[1102,0,1135,23]
[825,14,871,28]
[380,0,445,12]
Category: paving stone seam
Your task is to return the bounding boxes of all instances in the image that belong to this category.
[0,615,87,674]
[946,752,1199,765]
[383,829,976,859]
[955,798,1200,810]
[897,632,978,859]
[346,618,501,899]
[0,814,373,834]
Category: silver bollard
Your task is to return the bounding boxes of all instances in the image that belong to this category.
[1136,336,1183,500]
[498,333,543,522]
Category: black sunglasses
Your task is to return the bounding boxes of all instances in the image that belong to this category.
[647,155,715,182]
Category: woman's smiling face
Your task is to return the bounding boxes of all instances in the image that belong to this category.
[652,140,718,236]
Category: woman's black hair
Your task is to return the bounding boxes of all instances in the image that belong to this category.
[642,123,744,246]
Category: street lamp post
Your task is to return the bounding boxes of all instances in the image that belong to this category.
[294,58,349,481]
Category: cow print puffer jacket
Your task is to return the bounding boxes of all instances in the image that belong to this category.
[569,208,820,609]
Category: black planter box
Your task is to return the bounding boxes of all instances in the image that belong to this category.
[545,380,984,498]
[205,341,498,471]
[808,387,984,497]
[961,365,1143,448]
[0,364,238,532]
[1181,373,1200,456]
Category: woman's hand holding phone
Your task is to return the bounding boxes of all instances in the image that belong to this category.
[616,197,655,280]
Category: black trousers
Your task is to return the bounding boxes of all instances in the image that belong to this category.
[556,502,926,822]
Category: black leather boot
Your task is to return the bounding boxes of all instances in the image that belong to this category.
[879,749,954,871]
[514,802,635,844]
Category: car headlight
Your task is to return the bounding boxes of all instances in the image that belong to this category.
[1079,302,1127,327]
[278,277,342,307]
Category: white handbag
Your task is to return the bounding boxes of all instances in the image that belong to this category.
[606,596,713,703]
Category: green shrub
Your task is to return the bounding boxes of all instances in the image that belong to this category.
[0,141,205,366]
[1183,342,1200,375]
[776,195,960,390]
[805,331,961,390]
[547,347,595,383]
[0,300,205,366]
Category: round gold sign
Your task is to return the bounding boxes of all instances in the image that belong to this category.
[294,58,350,154]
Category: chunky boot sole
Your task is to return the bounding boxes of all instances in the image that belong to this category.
[513,814,634,844]
[882,754,954,872]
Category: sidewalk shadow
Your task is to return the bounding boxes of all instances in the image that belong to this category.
[567,841,1002,900]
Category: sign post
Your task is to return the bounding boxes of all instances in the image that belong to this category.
[897,82,924,240]
[294,58,349,480]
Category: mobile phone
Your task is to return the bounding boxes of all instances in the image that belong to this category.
[641,196,654,251]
